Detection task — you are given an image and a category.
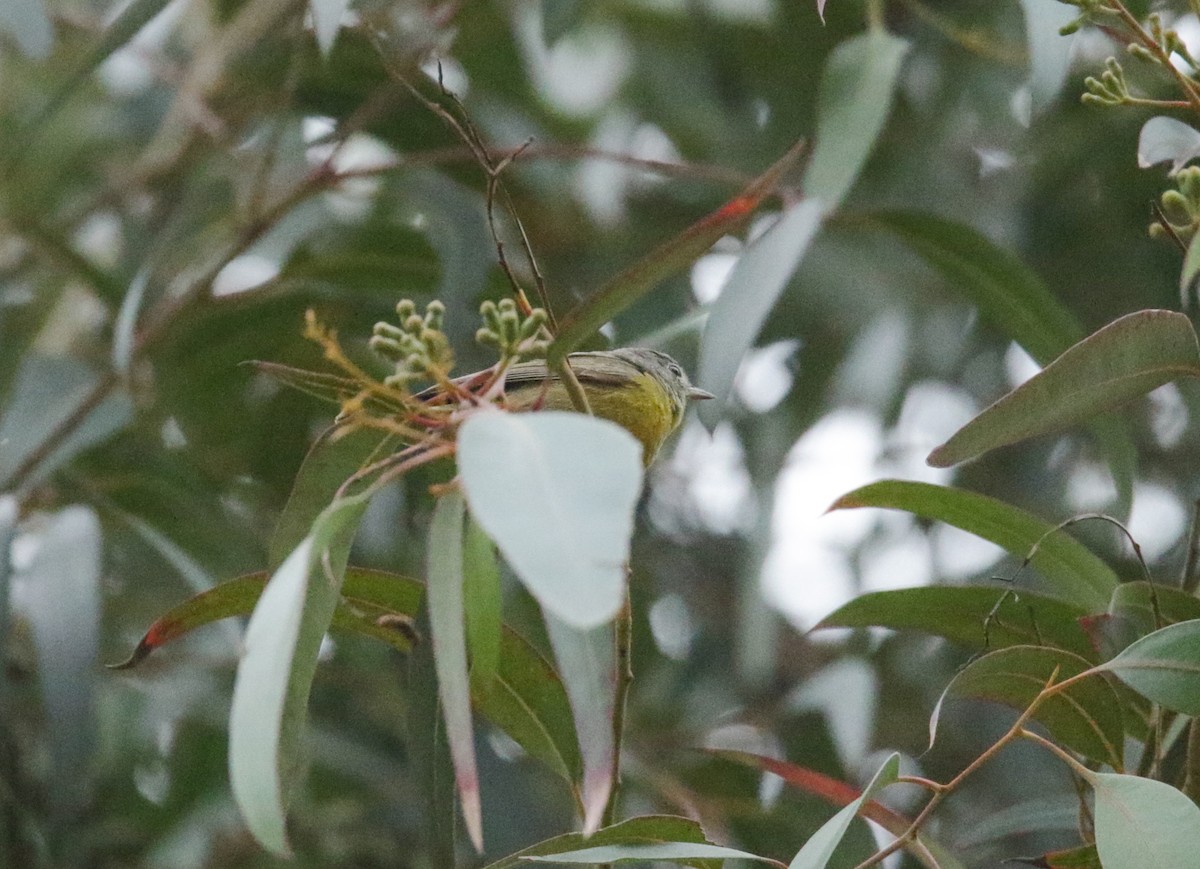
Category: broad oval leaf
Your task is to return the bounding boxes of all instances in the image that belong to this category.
[788,753,900,869]
[1099,618,1200,714]
[816,586,1095,660]
[697,199,825,428]
[867,211,1137,512]
[804,29,911,210]
[828,480,1118,609]
[228,494,367,856]
[928,310,1200,468]
[1092,773,1200,869]
[1138,116,1200,173]
[457,411,642,630]
[942,645,1123,770]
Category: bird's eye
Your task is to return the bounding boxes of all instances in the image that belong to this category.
[668,363,683,378]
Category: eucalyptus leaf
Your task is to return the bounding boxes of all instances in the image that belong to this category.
[928,310,1200,468]
[788,753,899,869]
[1091,773,1200,869]
[1138,116,1200,173]
[457,411,642,630]
[1099,619,1200,714]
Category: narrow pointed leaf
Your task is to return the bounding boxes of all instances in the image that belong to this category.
[928,310,1200,468]
[697,200,824,428]
[524,843,783,866]
[485,815,723,869]
[816,586,1095,660]
[546,616,616,834]
[804,29,910,210]
[788,753,900,869]
[1099,618,1200,714]
[828,480,1118,609]
[1091,773,1200,869]
[228,494,367,855]
[111,567,581,785]
[427,489,483,851]
[550,141,806,361]
[458,411,642,630]
[464,514,502,692]
[944,646,1123,770]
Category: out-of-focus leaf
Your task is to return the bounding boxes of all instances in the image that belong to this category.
[1099,619,1200,714]
[940,646,1123,770]
[407,596,456,866]
[788,753,899,869]
[0,356,132,490]
[482,815,723,869]
[0,497,17,697]
[1107,582,1200,644]
[426,489,483,851]
[463,513,502,693]
[270,426,392,568]
[309,0,349,54]
[1032,843,1102,869]
[110,568,581,785]
[542,0,586,44]
[1138,116,1200,173]
[709,750,961,869]
[525,843,782,866]
[2,0,54,59]
[545,615,615,835]
[228,493,367,856]
[1019,0,1077,113]
[868,211,1137,511]
[250,361,406,415]
[928,310,1200,468]
[828,481,1118,610]
[549,141,806,362]
[696,200,824,429]
[13,506,101,820]
[457,411,642,630]
[815,586,1095,660]
[803,29,910,210]
[1182,231,1200,307]
[1091,773,1200,869]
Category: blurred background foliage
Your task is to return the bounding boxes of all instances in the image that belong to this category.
[1,0,1195,866]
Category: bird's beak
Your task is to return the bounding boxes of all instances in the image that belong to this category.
[687,385,715,401]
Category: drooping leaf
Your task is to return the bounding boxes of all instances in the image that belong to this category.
[457,411,642,630]
[1091,773,1200,869]
[111,565,582,785]
[940,646,1123,770]
[464,513,502,693]
[815,586,1095,660]
[524,843,783,866]
[788,753,899,869]
[803,29,910,210]
[546,615,616,835]
[1099,618,1200,714]
[696,200,824,428]
[828,480,1118,610]
[483,815,723,869]
[549,141,806,361]
[228,493,367,856]
[928,310,1200,468]
[426,489,482,851]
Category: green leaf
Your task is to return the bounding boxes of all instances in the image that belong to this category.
[464,513,502,693]
[1036,843,1102,869]
[228,494,367,856]
[928,310,1200,468]
[869,211,1137,509]
[309,0,349,53]
[1099,619,1200,714]
[483,815,726,869]
[696,200,824,429]
[788,753,899,869]
[803,29,910,210]
[457,411,643,630]
[524,843,783,866]
[110,568,581,786]
[549,141,805,361]
[1091,773,1200,869]
[545,616,616,834]
[3,0,53,59]
[816,586,1095,660]
[941,646,1123,770]
[1183,230,1200,307]
[1099,582,1200,658]
[828,480,1118,610]
[270,426,392,568]
[426,489,483,851]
